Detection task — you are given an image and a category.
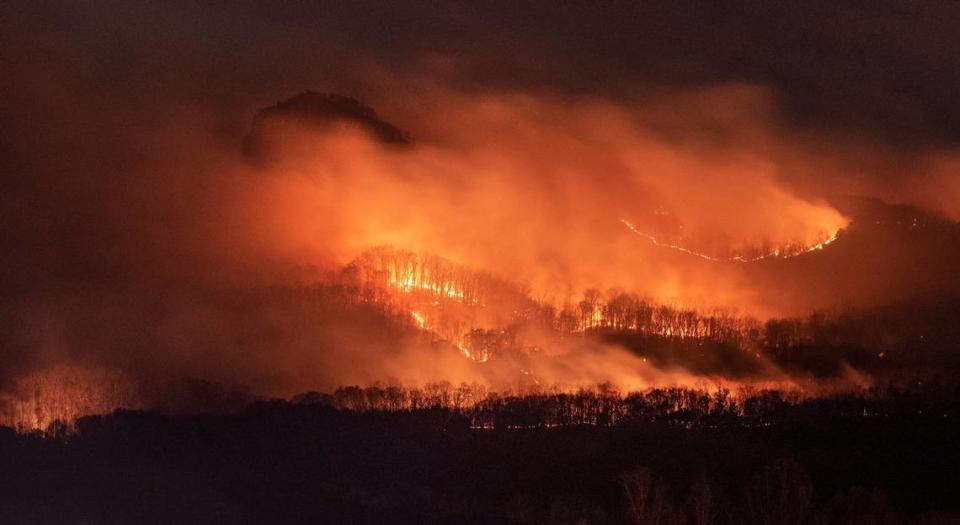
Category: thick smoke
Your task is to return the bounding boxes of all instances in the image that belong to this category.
[241,86,852,307]
[1,1,959,417]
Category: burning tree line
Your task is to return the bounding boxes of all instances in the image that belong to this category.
[345,246,768,347]
[0,365,141,433]
[343,246,954,367]
[621,218,843,263]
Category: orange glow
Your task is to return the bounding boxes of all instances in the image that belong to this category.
[238,86,858,318]
[0,365,141,432]
[185,85,900,397]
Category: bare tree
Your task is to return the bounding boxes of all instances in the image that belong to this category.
[742,459,813,525]
[621,468,682,525]
[688,473,719,525]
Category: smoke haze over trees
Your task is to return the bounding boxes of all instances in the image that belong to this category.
[2,0,960,421]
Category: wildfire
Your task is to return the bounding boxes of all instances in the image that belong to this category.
[456,340,489,363]
[411,309,489,362]
[389,273,466,300]
[620,218,841,262]
[0,365,141,432]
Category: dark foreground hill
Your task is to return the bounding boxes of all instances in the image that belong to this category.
[2,385,959,525]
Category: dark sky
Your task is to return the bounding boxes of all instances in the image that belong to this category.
[4,1,960,144]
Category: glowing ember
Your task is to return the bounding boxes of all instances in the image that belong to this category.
[410,310,427,329]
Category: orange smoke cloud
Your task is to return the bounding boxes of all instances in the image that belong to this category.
[236,85,849,315]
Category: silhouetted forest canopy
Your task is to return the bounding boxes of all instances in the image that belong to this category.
[3,381,958,524]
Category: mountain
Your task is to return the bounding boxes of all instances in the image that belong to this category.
[243,92,410,164]
[736,196,960,315]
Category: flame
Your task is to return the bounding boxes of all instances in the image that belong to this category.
[620,218,842,262]
[456,339,489,363]
[390,273,466,301]
[411,309,489,362]
[0,365,141,432]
